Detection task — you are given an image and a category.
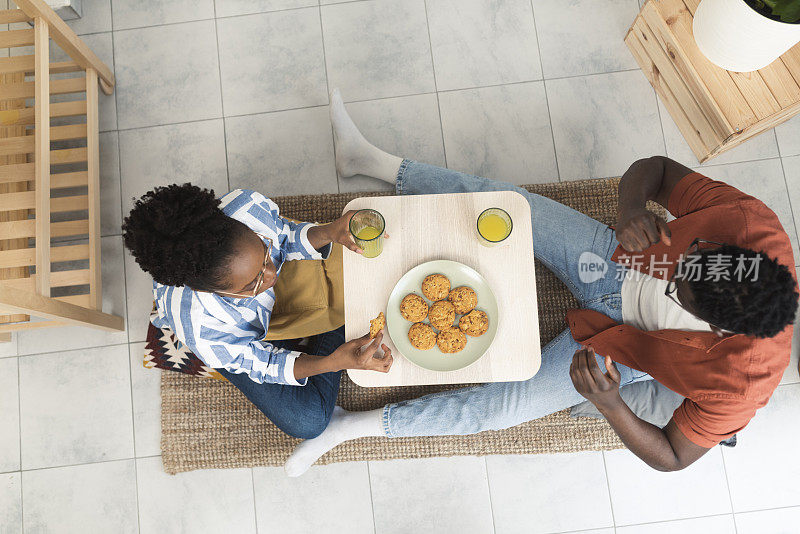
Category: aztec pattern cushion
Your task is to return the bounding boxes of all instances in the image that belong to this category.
[144,319,226,381]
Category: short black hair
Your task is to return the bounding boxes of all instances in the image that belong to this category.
[685,244,798,338]
[122,183,246,290]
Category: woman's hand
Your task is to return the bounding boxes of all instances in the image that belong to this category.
[330,331,393,373]
[314,210,388,254]
[616,207,671,252]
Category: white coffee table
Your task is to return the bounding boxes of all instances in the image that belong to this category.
[343,191,540,387]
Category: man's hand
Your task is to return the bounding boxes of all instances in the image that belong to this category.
[330,331,393,373]
[616,208,672,252]
[569,347,623,413]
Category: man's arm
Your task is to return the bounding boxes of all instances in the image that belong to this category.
[616,156,693,252]
[570,347,710,471]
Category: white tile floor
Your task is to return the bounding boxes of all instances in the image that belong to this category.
[1,0,800,532]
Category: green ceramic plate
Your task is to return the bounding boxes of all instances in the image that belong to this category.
[386,260,499,372]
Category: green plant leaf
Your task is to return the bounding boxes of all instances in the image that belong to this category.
[770,0,800,22]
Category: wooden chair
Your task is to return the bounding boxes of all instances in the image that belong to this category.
[0,0,123,341]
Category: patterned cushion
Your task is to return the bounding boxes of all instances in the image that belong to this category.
[144,320,226,381]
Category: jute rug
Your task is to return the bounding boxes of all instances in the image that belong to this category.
[161,177,667,474]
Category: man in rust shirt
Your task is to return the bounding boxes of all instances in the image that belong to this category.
[283,94,799,476]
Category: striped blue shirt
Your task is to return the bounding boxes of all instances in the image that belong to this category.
[150,189,331,386]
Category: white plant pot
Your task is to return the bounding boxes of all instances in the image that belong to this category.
[693,0,800,72]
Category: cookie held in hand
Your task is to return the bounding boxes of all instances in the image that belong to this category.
[369,312,385,339]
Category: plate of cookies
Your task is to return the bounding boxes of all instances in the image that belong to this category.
[385,259,499,372]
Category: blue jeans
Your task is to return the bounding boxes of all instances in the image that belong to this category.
[219,326,344,439]
[383,161,652,437]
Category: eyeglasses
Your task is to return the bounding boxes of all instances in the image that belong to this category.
[216,233,273,299]
[665,237,724,313]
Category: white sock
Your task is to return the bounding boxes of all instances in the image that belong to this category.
[284,406,385,477]
[329,88,403,183]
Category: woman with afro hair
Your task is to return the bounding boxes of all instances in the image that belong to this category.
[123,184,392,440]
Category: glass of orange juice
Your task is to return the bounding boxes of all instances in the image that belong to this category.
[349,209,385,258]
[477,208,512,247]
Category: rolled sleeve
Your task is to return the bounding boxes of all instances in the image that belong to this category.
[672,398,752,448]
[282,350,309,386]
[298,223,332,260]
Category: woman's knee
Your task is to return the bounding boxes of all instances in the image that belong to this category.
[279,410,331,439]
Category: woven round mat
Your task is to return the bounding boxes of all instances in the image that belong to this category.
[161,177,667,474]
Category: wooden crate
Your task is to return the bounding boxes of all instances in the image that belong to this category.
[0,0,123,337]
[626,0,800,162]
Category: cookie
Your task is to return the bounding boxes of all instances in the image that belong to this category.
[458,309,489,337]
[369,312,385,339]
[400,294,429,323]
[422,273,451,301]
[408,322,437,350]
[428,300,456,331]
[437,327,467,354]
[448,286,478,315]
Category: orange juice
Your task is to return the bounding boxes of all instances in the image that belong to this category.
[478,213,510,242]
[354,225,383,258]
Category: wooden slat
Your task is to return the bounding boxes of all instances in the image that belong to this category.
[51,171,88,189]
[626,22,715,160]
[0,134,33,156]
[780,43,800,88]
[0,283,123,331]
[51,194,88,212]
[55,294,89,307]
[34,17,50,297]
[13,0,115,93]
[51,147,87,164]
[0,76,86,100]
[0,219,89,240]
[0,55,82,76]
[49,124,87,141]
[0,9,32,24]
[0,244,89,269]
[1,192,89,212]
[0,268,90,288]
[728,70,781,120]
[0,68,30,325]
[758,60,800,108]
[86,68,101,310]
[0,163,33,184]
[645,0,754,133]
[0,320,63,333]
[0,125,86,156]
[627,16,723,150]
[0,101,87,127]
[713,100,800,159]
[0,29,35,48]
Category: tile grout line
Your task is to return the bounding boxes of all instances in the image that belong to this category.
[250,468,259,534]
[366,461,378,534]
[528,0,561,182]
[316,2,340,194]
[0,454,163,476]
[718,448,739,534]
[600,451,618,529]
[110,5,143,531]
[483,457,497,534]
[421,0,448,169]
[15,341,129,359]
[16,353,24,532]
[776,132,800,252]
[613,511,736,530]
[211,0,232,193]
